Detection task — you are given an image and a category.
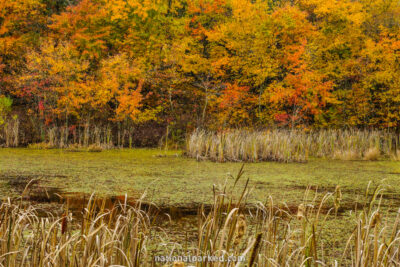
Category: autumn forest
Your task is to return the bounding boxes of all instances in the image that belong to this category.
[1,0,400,147]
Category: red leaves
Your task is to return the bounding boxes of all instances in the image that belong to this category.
[44,117,53,126]
[213,83,256,127]
[38,100,45,111]
[219,83,250,109]
[115,88,143,121]
[2,0,400,130]
[186,0,227,39]
[50,0,111,60]
[263,7,335,127]
[188,0,226,16]
[274,113,290,125]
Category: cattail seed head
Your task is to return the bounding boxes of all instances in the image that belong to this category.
[297,204,305,220]
[234,214,247,247]
[371,212,381,228]
[173,261,185,267]
[61,212,68,235]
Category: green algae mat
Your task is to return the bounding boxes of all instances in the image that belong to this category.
[0,148,400,208]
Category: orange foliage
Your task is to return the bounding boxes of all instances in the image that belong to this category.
[2,0,400,134]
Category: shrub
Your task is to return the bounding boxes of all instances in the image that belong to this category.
[65,143,85,152]
[363,147,380,160]
[87,144,103,152]
[27,142,56,149]
[333,149,360,160]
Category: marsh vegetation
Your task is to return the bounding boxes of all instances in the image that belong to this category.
[0,148,400,266]
[1,168,399,266]
[187,129,400,163]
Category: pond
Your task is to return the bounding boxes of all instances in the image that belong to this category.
[0,148,399,208]
[1,148,400,263]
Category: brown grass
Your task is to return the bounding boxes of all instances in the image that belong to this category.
[87,144,104,152]
[364,147,380,161]
[333,149,360,160]
[391,150,400,161]
[0,170,399,266]
[187,129,398,162]
[27,142,56,150]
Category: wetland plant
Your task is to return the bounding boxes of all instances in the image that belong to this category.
[0,172,399,266]
[186,129,399,162]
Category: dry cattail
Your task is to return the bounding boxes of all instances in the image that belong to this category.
[173,261,185,267]
[334,185,342,215]
[234,214,247,247]
[61,212,68,235]
[297,203,305,220]
[371,212,381,228]
[248,232,263,267]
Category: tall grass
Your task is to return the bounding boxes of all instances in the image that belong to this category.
[0,116,20,147]
[1,172,399,266]
[0,193,152,266]
[11,124,137,149]
[187,129,307,162]
[45,125,114,149]
[186,129,399,162]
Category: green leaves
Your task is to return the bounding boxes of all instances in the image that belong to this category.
[0,95,12,125]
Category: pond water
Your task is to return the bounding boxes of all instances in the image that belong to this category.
[1,148,399,209]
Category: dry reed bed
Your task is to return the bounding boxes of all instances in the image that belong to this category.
[1,122,136,149]
[1,171,399,266]
[186,129,400,162]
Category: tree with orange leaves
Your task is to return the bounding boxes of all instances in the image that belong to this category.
[213,83,257,128]
[2,0,400,145]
